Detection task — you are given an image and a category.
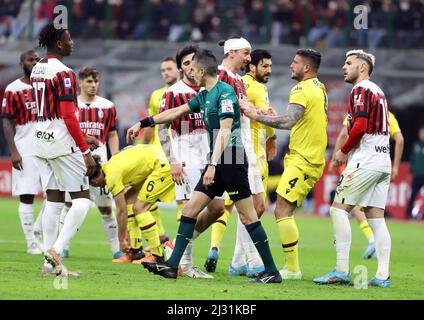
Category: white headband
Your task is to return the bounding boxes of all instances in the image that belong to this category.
[223,38,251,54]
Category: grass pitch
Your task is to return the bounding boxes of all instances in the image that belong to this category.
[0,197,423,300]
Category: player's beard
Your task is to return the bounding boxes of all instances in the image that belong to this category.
[23,65,32,78]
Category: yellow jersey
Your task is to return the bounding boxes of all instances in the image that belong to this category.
[242,74,276,160]
[288,77,328,166]
[343,111,401,139]
[148,86,167,146]
[102,144,168,196]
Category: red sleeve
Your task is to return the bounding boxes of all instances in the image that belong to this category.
[60,100,89,153]
[56,70,77,101]
[341,117,367,154]
[159,91,174,113]
[351,86,370,119]
[110,106,117,131]
[0,91,16,119]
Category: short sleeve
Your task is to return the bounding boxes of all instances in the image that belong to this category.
[289,84,307,108]
[159,91,174,113]
[218,89,238,120]
[389,112,401,139]
[56,70,77,101]
[105,170,125,196]
[188,94,201,113]
[350,86,370,119]
[109,106,117,131]
[0,91,16,119]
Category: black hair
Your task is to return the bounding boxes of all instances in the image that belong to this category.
[249,49,272,68]
[162,56,176,63]
[38,22,68,49]
[296,48,322,72]
[78,66,100,80]
[88,155,102,181]
[192,49,218,76]
[20,50,37,63]
[176,44,199,69]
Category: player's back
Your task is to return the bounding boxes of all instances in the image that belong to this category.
[102,144,168,195]
[30,56,79,159]
[288,78,328,167]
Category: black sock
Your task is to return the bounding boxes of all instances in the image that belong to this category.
[166,215,196,269]
[245,221,278,273]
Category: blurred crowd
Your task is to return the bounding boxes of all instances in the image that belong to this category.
[1,0,424,48]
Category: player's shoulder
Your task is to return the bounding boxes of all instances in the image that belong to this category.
[290,82,304,94]
[166,80,194,94]
[218,80,237,95]
[352,79,383,95]
[94,96,115,109]
[5,78,31,93]
[152,86,167,97]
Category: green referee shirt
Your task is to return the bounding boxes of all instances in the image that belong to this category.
[188,80,243,153]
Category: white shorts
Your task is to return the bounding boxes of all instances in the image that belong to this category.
[12,155,42,196]
[65,185,113,207]
[248,164,264,195]
[35,151,89,193]
[334,167,391,209]
[176,167,202,201]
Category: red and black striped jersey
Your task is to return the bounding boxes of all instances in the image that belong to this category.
[78,96,117,145]
[159,80,206,136]
[348,79,390,135]
[217,65,247,100]
[0,79,38,156]
[30,56,81,158]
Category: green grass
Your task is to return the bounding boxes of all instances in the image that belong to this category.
[0,197,423,300]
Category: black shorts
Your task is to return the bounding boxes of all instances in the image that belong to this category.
[194,162,251,201]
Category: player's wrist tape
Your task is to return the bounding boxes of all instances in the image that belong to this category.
[82,149,91,155]
[139,116,155,128]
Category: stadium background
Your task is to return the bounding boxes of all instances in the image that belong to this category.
[0,0,423,220]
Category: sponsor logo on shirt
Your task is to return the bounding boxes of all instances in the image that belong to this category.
[221,99,234,113]
[35,130,55,142]
[375,144,390,154]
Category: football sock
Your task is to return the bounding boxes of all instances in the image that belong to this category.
[59,205,70,251]
[33,199,46,236]
[368,218,391,280]
[359,220,375,243]
[176,202,184,222]
[135,211,162,257]
[100,210,120,254]
[210,209,230,250]
[329,207,351,274]
[231,215,246,268]
[42,201,64,251]
[18,202,35,246]
[53,198,91,254]
[150,203,166,237]
[239,215,263,268]
[127,205,142,249]
[167,215,196,269]
[245,221,278,273]
[276,216,300,272]
[181,230,200,266]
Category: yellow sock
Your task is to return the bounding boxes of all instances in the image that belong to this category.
[150,204,165,236]
[176,202,184,222]
[127,205,142,249]
[135,211,162,257]
[210,209,230,250]
[359,220,374,243]
[276,216,300,272]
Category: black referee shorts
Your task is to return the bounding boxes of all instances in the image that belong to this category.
[194,162,251,202]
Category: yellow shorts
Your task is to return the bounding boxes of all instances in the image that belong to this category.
[276,153,324,207]
[137,163,175,204]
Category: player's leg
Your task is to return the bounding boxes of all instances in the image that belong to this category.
[18,194,39,254]
[150,203,168,243]
[33,197,46,252]
[365,173,391,288]
[58,194,72,258]
[353,206,376,259]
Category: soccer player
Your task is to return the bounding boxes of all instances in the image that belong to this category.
[1,50,43,255]
[31,23,99,275]
[241,49,328,280]
[142,57,179,245]
[329,111,403,259]
[314,50,392,288]
[204,37,266,277]
[58,67,125,261]
[128,49,282,283]
[88,144,175,263]
[158,44,223,278]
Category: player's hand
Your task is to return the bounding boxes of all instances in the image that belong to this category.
[170,162,187,185]
[266,138,277,161]
[126,122,141,144]
[85,135,100,150]
[260,107,277,117]
[391,165,399,181]
[239,99,258,120]
[83,152,97,177]
[11,150,23,170]
[332,150,348,168]
[203,165,216,187]
[328,157,338,174]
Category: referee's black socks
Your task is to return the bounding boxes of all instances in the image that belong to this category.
[166,215,196,269]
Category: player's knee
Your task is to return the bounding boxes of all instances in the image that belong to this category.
[208,201,225,217]
[254,200,265,218]
[71,198,92,212]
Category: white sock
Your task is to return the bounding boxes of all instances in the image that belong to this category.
[59,205,71,251]
[101,211,120,254]
[239,219,263,268]
[181,230,200,266]
[42,201,64,252]
[369,234,375,244]
[18,202,35,246]
[368,218,391,280]
[33,199,46,235]
[330,207,351,274]
[53,198,91,254]
[231,215,247,268]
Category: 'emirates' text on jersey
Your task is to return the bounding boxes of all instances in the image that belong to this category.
[30,56,79,159]
[347,79,391,173]
[1,79,37,156]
